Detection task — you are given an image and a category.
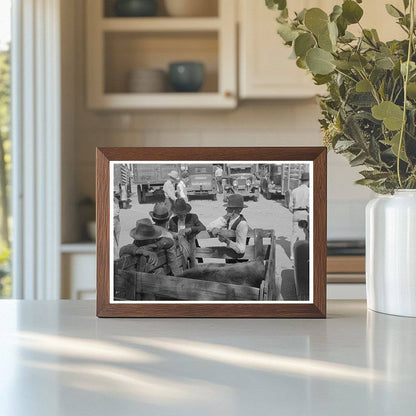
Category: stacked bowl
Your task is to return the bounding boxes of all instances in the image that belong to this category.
[127,68,167,93]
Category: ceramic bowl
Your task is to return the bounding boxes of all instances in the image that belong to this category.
[168,62,205,93]
[127,68,167,93]
[114,0,158,17]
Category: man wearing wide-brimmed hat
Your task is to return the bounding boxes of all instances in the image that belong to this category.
[163,170,179,212]
[207,194,250,257]
[119,218,182,275]
[289,171,310,260]
[149,202,171,229]
[169,198,206,267]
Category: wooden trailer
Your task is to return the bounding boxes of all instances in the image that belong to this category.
[114,228,278,301]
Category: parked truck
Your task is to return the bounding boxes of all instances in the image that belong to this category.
[113,163,132,196]
[187,164,217,200]
[260,163,308,206]
[132,164,180,204]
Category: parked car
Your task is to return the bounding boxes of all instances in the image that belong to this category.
[223,164,259,202]
[187,164,217,200]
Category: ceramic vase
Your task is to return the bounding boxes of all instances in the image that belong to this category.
[366,190,416,317]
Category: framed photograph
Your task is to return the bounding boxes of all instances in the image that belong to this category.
[97,147,327,318]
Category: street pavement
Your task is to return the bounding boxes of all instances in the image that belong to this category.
[117,192,296,300]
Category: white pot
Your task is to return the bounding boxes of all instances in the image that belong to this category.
[366,190,416,317]
[164,0,217,17]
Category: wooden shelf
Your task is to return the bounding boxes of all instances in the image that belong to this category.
[89,92,235,110]
[101,17,221,32]
[86,0,237,110]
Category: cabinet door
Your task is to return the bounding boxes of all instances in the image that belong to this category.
[239,0,322,99]
[239,0,403,99]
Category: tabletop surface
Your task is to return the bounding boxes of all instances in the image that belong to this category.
[0,300,415,416]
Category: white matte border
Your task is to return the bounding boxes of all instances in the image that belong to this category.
[109,160,314,304]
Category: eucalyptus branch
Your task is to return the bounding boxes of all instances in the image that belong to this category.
[397,0,415,187]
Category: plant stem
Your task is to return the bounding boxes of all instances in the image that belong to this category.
[397,0,415,188]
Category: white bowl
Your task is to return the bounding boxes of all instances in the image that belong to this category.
[127,68,167,93]
[164,0,217,17]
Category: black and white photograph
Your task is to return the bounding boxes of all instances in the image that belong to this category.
[111,161,313,303]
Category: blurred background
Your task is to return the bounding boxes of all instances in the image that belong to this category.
[1,0,404,300]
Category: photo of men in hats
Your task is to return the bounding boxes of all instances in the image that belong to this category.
[112,162,312,302]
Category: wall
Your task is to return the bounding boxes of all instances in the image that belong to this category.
[62,0,374,243]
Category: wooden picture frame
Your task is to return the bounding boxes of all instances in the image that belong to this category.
[97,147,327,318]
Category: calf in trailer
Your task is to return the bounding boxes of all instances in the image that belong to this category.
[179,260,265,288]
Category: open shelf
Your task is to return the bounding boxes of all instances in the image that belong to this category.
[104,31,219,94]
[86,0,236,109]
[103,0,219,18]
[101,17,221,32]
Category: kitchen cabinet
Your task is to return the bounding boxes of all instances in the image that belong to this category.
[238,0,404,99]
[239,0,325,99]
[86,0,237,109]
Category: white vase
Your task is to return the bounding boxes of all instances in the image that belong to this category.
[366,190,416,317]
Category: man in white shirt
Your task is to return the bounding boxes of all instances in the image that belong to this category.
[214,165,224,194]
[176,171,189,202]
[289,172,310,260]
[207,193,249,258]
[163,170,179,212]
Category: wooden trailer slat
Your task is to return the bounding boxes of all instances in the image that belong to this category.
[194,245,267,260]
[264,233,278,300]
[196,229,274,240]
[132,271,260,301]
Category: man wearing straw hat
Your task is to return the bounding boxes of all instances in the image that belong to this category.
[289,171,310,260]
[207,194,250,258]
[163,170,180,212]
[119,218,182,275]
[169,198,206,267]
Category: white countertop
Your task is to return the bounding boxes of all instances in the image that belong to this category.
[0,300,415,415]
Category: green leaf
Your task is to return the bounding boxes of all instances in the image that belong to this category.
[381,132,409,162]
[277,23,299,42]
[356,79,372,92]
[318,31,333,52]
[350,53,368,69]
[333,59,353,70]
[330,5,343,22]
[296,57,307,69]
[334,139,356,152]
[407,82,416,99]
[294,33,315,57]
[372,101,404,130]
[342,0,363,24]
[375,56,395,70]
[385,4,403,18]
[336,15,348,36]
[355,178,377,185]
[304,8,329,35]
[350,152,368,167]
[371,29,380,42]
[306,48,335,75]
[313,74,332,85]
[266,0,287,11]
